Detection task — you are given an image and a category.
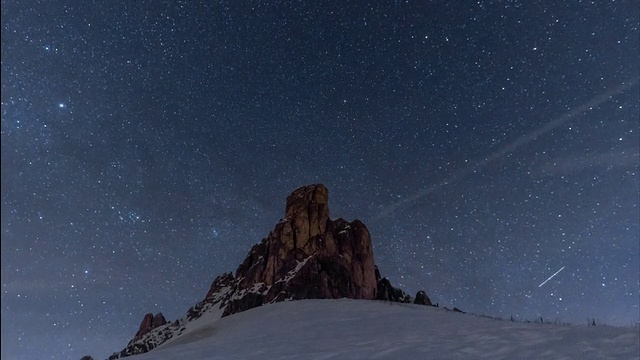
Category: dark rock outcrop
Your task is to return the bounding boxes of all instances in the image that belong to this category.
[376,277,412,303]
[414,290,433,306]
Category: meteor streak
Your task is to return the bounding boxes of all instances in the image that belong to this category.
[538,266,566,288]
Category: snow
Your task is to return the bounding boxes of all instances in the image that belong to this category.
[338,224,352,234]
[207,285,233,303]
[276,256,313,285]
[124,299,639,360]
[230,283,267,301]
[162,301,227,348]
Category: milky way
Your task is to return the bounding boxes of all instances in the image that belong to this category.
[2,2,638,359]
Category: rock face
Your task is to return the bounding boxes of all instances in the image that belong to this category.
[107,184,435,359]
[205,272,235,301]
[133,313,167,342]
[222,184,378,316]
[108,312,171,359]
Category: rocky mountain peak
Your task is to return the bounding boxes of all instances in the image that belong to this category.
[225,183,378,316]
[131,313,166,344]
[107,184,434,359]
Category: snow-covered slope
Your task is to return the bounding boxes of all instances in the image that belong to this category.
[125,299,639,360]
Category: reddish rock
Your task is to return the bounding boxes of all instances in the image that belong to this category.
[132,312,167,343]
[153,313,166,327]
[110,311,173,359]
[223,184,378,317]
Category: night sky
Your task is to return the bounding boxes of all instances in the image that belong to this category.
[2,1,638,359]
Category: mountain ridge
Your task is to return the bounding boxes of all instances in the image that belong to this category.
[106,184,430,359]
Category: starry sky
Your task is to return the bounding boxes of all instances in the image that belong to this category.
[2,1,638,359]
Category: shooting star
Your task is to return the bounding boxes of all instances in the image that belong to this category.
[538,266,566,288]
